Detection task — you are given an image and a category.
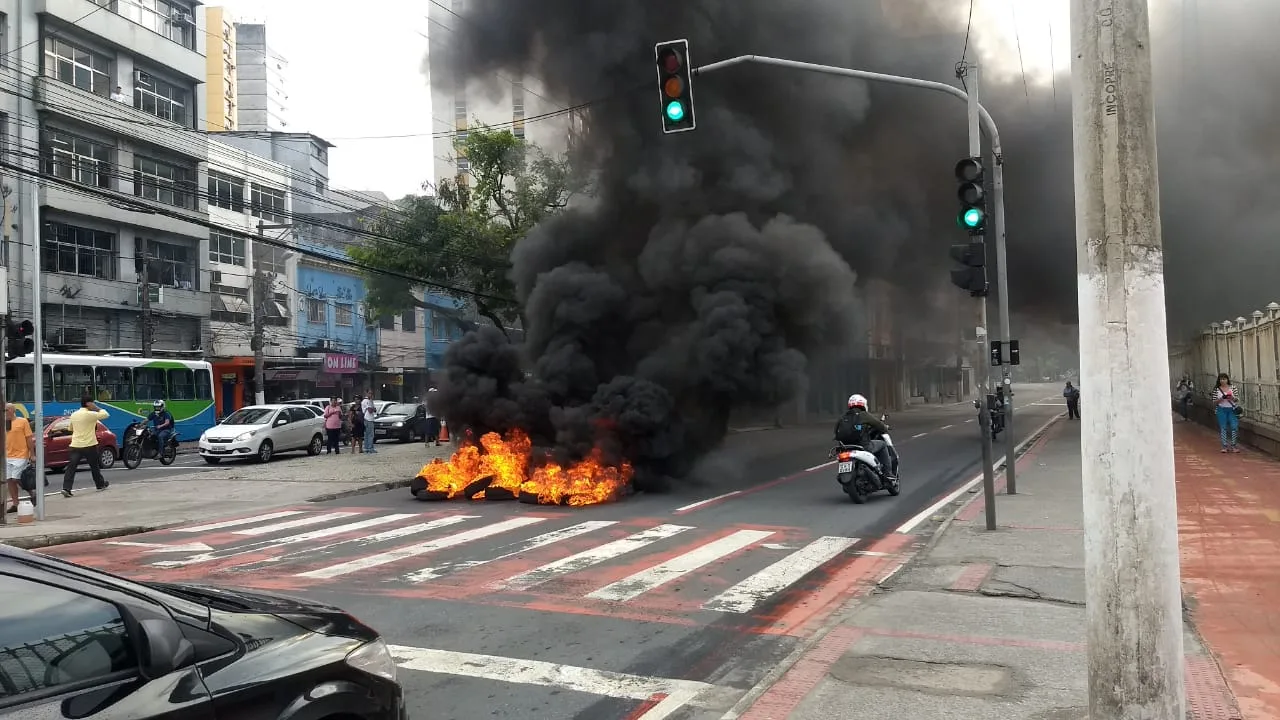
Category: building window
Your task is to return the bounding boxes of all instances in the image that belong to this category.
[43,129,111,189]
[250,184,287,223]
[209,230,245,266]
[306,297,325,324]
[334,303,354,327]
[402,310,416,333]
[253,243,288,276]
[114,0,195,49]
[41,222,116,280]
[512,81,525,139]
[136,239,195,290]
[208,170,245,211]
[134,155,193,209]
[134,70,189,125]
[432,312,449,340]
[314,177,326,194]
[379,314,395,331]
[43,37,111,97]
[457,158,471,173]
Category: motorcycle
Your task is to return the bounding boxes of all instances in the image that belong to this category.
[122,422,178,470]
[829,414,900,504]
[974,398,1006,440]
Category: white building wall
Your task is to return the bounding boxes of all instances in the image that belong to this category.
[234,22,289,131]
[378,306,428,370]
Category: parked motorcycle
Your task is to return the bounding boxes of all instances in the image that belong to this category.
[974,398,1006,440]
[122,422,178,469]
[829,414,900,504]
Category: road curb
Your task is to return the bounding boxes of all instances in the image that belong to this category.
[716,411,1067,720]
[306,478,415,503]
[1,524,185,550]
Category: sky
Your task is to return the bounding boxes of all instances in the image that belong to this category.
[214,0,1074,202]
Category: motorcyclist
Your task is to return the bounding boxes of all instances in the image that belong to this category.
[146,400,175,450]
[834,394,896,479]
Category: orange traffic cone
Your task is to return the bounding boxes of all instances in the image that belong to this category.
[438,421,449,445]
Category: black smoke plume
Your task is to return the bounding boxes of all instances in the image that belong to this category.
[426,0,1280,484]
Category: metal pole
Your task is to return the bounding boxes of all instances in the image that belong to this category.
[140,237,153,358]
[0,315,7,526]
[992,155,1016,494]
[31,183,45,522]
[1072,0,1185,716]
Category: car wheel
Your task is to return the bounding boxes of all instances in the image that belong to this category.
[307,434,323,455]
[98,446,117,469]
[257,440,274,463]
[203,456,222,465]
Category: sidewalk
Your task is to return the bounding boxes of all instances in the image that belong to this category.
[735,418,1253,720]
[0,441,454,549]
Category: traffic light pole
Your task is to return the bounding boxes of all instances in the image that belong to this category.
[695,54,1013,521]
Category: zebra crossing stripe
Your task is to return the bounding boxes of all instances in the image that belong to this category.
[701,535,858,613]
[233,512,362,536]
[228,515,482,572]
[175,510,308,533]
[297,516,548,580]
[585,529,775,602]
[151,514,425,569]
[492,524,694,592]
[405,520,618,584]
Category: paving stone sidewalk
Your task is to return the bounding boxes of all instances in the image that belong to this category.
[0,441,454,549]
[734,418,1244,720]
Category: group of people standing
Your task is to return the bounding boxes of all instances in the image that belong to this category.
[320,390,444,456]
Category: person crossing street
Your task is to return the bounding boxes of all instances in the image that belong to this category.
[63,395,109,497]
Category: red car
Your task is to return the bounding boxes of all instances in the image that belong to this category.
[43,417,119,470]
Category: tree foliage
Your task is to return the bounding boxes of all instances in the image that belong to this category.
[351,127,580,336]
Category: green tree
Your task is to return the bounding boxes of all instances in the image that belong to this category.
[351,126,580,337]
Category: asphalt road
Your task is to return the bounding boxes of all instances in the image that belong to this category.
[43,386,1067,720]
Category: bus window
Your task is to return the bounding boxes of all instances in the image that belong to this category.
[3,365,42,403]
[169,369,195,400]
[194,369,213,400]
[53,365,94,402]
[134,368,167,401]
[95,367,132,402]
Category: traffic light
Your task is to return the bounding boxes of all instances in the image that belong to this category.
[949,241,988,296]
[5,319,34,360]
[955,157,986,234]
[990,341,1004,367]
[1008,340,1021,366]
[655,39,696,133]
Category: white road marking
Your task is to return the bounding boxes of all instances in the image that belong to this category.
[223,515,481,572]
[493,524,693,592]
[175,510,307,533]
[298,516,547,579]
[152,513,425,568]
[761,543,798,551]
[894,411,1066,534]
[911,432,928,439]
[702,536,858,614]
[405,520,617,583]
[673,491,741,514]
[233,512,361,536]
[586,529,775,602]
[105,541,213,553]
[966,418,975,423]
[389,645,715,715]
[939,424,954,430]
[804,460,834,472]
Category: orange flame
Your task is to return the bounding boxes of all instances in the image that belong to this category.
[416,429,631,506]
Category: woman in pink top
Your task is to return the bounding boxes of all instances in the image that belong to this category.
[323,397,343,455]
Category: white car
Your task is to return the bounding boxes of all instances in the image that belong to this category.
[199,404,326,464]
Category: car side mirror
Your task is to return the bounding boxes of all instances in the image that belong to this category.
[137,617,195,679]
[274,418,288,426]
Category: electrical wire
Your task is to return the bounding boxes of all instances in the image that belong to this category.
[1009,0,1031,102]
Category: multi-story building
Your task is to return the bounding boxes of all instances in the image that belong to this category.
[426,0,580,191]
[231,21,288,132]
[205,138,297,415]
[214,131,333,213]
[204,6,237,131]
[4,0,212,359]
[376,301,429,401]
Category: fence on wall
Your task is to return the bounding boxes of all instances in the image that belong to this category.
[1170,302,1280,427]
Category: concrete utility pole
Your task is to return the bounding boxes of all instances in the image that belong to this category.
[251,267,267,405]
[139,236,153,357]
[1072,0,1186,717]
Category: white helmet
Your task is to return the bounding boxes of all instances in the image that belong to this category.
[847,394,868,410]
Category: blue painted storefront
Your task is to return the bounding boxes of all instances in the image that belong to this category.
[297,264,378,362]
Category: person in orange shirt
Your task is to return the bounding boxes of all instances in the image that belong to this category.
[5,403,35,514]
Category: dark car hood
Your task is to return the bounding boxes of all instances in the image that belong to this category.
[151,582,380,641]
[374,414,410,422]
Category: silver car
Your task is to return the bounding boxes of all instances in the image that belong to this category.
[198,404,326,464]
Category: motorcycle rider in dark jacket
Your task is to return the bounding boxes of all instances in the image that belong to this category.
[834,393,896,479]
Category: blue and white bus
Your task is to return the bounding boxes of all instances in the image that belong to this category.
[4,354,216,441]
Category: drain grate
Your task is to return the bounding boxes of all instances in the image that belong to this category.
[1185,657,1243,720]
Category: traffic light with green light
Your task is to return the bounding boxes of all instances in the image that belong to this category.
[655,39,696,134]
[955,157,986,233]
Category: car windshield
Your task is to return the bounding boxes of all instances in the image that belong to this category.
[222,408,275,425]
[381,404,418,417]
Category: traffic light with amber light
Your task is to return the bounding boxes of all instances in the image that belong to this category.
[655,39,696,133]
[5,319,34,360]
[950,241,988,297]
[955,157,986,234]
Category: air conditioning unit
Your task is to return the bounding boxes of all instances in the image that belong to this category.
[171,9,193,23]
[52,328,88,348]
[210,270,223,284]
[134,70,150,83]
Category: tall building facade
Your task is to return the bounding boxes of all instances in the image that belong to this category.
[232,22,289,131]
[4,0,213,362]
[204,6,238,131]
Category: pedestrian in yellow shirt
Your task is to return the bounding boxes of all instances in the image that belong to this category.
[63,395,109,497]
[5,403,35,513]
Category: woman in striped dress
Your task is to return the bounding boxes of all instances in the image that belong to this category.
[1211,373,1241,453]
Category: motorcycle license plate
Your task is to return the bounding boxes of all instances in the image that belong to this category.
[837,461,854,474]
